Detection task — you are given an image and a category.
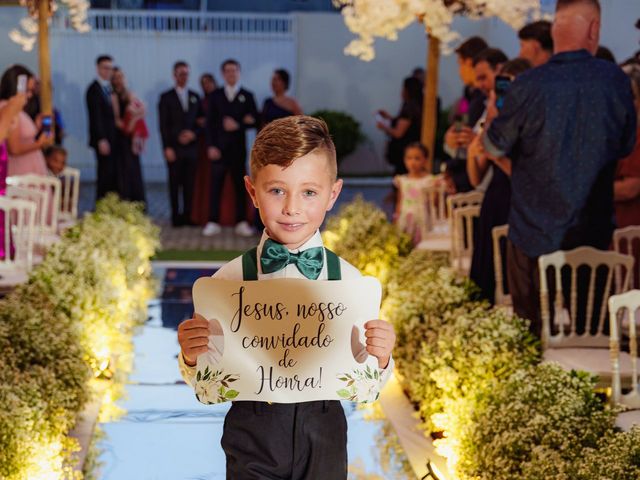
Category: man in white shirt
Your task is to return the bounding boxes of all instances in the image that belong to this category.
[158,61,204,227]
[85,54,118,200]
[203,59,258,238]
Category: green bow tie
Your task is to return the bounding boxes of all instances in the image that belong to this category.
[260,239,324,279]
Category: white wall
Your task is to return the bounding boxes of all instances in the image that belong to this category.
[1,0,638,178]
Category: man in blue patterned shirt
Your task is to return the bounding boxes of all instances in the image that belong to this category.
[481,0,637,336]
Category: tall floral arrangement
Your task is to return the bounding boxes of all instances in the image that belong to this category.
[333,0,542,60]
[10,0,90,51]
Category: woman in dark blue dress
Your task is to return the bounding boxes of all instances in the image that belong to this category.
[261,69,302,126]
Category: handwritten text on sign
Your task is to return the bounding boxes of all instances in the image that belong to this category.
[191,277,383,404]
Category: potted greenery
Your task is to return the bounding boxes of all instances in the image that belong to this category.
[310,110,365,164]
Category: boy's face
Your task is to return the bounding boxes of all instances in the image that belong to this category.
[47,152,66,175]
[244,151,343,250]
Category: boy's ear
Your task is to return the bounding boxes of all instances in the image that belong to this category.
[326,178,343,211]
[244,175,259,208]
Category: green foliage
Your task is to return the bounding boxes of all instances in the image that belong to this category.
[322,195,411,294]
[310,109,365,162]
[0,196,158,478]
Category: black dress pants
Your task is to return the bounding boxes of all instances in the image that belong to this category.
[167,151,197,225]
[209,149,247,224]
[221,401,348,480]
[95,150,119,201]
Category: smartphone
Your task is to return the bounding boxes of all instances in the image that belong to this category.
[494,75,512,110]
[16,74,27,94]
[41,115,52,136]
[453,114,463,132]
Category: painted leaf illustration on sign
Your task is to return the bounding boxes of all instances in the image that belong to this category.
[336,366,382,403]
[195,365,240,404]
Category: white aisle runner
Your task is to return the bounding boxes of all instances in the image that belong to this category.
[94,264,415,480]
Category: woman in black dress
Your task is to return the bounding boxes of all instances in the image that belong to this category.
[111,67,147,206]
[468,58,532,304]
[376,77,423,175]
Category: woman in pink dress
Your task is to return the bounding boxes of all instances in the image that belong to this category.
[0,65,52,177]
[0,91,28,259]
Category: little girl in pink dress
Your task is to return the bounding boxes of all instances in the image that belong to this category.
[393,143,436,245]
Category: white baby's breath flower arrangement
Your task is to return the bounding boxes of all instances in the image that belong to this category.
[0,195,158,478]
[574,427,640,479]
[10,0,90,51]
[333,0,542,60]
[455,364,616,480]
[323,195,411,294]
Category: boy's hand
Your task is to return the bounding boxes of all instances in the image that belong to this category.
[364,320,395,369]
[177,313,210,367]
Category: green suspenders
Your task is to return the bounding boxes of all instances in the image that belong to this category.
[241,246,342,281]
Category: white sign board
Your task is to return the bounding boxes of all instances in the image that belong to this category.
[191,277,383,404]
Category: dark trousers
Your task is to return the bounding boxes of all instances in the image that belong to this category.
[222,401,348,480]
[167,152,197,225]
[209,151,247,224]
[506,239,541,337]
[95,150,119,201]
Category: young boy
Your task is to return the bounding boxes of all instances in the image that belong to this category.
[44,145,67,177]
[177,115,396,479]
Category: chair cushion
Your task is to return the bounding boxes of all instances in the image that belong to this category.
[616,410,640,431]
[543,348,634,381]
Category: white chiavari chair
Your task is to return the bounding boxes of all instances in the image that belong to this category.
[539,247,634,388]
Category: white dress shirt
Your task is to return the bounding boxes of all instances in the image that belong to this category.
[224,83,240,103]
[178,230,394,391]
[175,86,188,111]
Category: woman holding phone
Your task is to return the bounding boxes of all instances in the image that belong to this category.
[0,85,28,259]
[0,65,51,176]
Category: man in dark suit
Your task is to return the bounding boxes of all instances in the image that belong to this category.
[202,59,258,237]
[86,55,118,201]
[158,61,204,227]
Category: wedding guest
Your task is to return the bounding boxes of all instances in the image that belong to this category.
[86,55,118,201]
[25,78,66,145]
[377,76,423,175]
[44,145,67,177]
[452,36,489,126]
[159,61,203,226]
[462,47,509,188]
[467,58,532,304]
[261,68,302,126]
[481,0,636,336]
[203,58,258,237]
[614,65,640,228]
[595,45,616,63]
[190,73,218,226]
[518,21,553,67]
[111,67,147,205]
[0,92,26,260]
[0,65,50,177]
[443,36,489,192]
[393,143,436,245]
[200,73,217,101]
[412,66,425,84]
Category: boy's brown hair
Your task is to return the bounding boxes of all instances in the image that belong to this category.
[250,115,337,181]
